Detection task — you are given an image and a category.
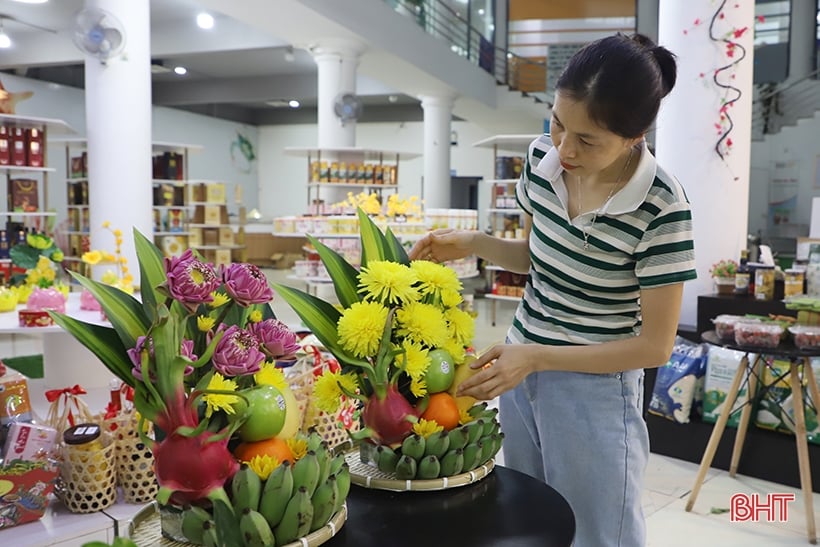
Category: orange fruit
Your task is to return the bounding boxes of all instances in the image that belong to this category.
[420,392,461,431]
[233,436,294,464]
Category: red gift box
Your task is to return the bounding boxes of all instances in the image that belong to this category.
[0,125,10,166]
[10,127,26,167]
[25,128,43,168]
[0,462,59,529]
[18,310,55,327]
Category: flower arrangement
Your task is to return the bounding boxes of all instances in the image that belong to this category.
[709,259,738,279]
[81,221,135,294]
[273,209,502,480]
[51,233,351,545]
[6,232,67,305]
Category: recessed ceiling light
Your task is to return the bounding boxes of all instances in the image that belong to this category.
[174,66,187,75]
[196,13,214,30]
[288,100,300,108]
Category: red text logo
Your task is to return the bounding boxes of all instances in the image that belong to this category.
[730,493,795,522]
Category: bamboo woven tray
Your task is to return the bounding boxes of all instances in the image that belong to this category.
[127,501,347,546]
[345,450,495,492]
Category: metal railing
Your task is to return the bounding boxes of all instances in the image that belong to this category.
[752,68,820,139]
[386,0,548,104]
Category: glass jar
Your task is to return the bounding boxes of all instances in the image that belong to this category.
[754,266,776,301]
[784,268,805,298]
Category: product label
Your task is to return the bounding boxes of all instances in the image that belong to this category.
[0,378,32,424]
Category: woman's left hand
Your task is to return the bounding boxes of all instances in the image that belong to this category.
[456,343,537,400]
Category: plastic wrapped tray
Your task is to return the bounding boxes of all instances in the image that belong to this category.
[789,325,820,350]
[734,322,783,348]
[711,314,756,341]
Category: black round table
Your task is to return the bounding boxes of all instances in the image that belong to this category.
[325,465,576,547]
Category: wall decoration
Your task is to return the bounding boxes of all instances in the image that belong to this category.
[229,130,256,174]
[0,79,33,114]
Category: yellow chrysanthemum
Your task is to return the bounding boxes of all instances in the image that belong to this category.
[399,341,429,380]
[445,307,475,347]
[287,438,308,460]
[209,292,230,308]
[395,302,448,348]
[202,373,239,417]
[458,407,474,426]
[337,301,389,358]
[441,289,463,309]
[441,338,467,365]
[410,376,428,398]
[411,261,462,299]
[197,315,216,332]
[412,418,442,438]
[254,362,288,391]
[248,309,263,323]
[313,371,359,413]
[247,454,280,480]
[358,260,419,305]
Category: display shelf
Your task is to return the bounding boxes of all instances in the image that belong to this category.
[488,208,524,215]
[284,146,420,160]
[486,294,521,302]
[0,211,57,217]
[0,165,56,173]
[483,178,519,184]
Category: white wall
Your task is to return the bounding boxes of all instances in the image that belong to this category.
[1,73,260,223]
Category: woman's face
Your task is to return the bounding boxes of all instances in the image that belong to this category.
[550,91,638,179]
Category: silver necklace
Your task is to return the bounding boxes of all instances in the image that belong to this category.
[577,147,635,251]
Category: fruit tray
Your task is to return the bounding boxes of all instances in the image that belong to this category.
[128,501,347,547]
[345,450,495,492]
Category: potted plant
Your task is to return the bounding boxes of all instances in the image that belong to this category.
[710,259,738,294]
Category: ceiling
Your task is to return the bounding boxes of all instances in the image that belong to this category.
[0,0,426,126]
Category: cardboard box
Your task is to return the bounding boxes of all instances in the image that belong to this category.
[206,183,226,203]
[10,127,25,166]
[0,462,59,530]
[219,227,234,246]
[203,205,223,225]
[189,228,203,247]
[203,227,219,246]
[0,125,10,165]
[8,179,38,212]
[25,128,43,168]
[214,249,232,266]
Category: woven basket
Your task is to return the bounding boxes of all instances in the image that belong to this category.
[286,354,360,450]
[59,430,118,513]
[112,415,158,504]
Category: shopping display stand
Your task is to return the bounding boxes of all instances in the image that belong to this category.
[686,330,820,544]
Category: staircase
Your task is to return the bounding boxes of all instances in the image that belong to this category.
[752,70,820,140]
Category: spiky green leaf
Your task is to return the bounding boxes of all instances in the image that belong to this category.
[134,229,166,322]
[357,208,393,267]
[306,234,361,308]
[385,228,411,265]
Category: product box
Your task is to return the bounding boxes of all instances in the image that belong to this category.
[219,227,234,246]
[70,153,87,178]
[203,227,219,246]
[2,423,58,462]
[188,228,203,248]
[10,127,26,166]
[8,178,38,212]
[0,461,59,530]
[203,205,223,226]
[25,128,43,168]
[0,125,10,165]
[160,235,186,257]
[166,208,186,232]
[206,183,226,203]
[214,248,232,266]
[18,310,56,327]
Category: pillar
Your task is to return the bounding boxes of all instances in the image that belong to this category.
[420,94,455,209]
[788,0,817,81]
[309,38,365,148]
[656,1,755,328]
[84,0,153,285]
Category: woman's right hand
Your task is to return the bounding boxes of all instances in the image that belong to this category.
[408,229,477,263]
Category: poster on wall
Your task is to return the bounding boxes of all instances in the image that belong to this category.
[768,157,800,236]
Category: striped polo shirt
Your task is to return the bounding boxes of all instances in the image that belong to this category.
[509,134,697,347]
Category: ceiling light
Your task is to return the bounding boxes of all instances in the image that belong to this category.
[0,20,11,49]
[388,95,398,103]
[478,9,485,15]
[174,66,187,75]
[196,12,214,30]
[11,0,49,4]
[288,99,300,108]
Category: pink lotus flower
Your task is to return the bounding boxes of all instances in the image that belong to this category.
[165,250,220,311]
[211,325,265,377]
[223,263,273,306]
[128,336,194,381]
[249,318,300,359]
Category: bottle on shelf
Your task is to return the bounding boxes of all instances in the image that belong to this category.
[734,249,750,295]
[0,230,8,259]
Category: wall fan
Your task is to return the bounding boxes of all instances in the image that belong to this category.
[72,7,126,64]
[333,93,363,125]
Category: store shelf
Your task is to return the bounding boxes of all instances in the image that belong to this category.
[488,208,524,215]
[486,294,522,302]
[306,182,399,189]
[483,178,519,185]
[65,177,88,182]
[155,231,190,236]
[0,113,75,134]
[190,244,245,250]
[284,146,421,160]
[472,134,540,151]
[0,165,55,173]
[0,211,57,217]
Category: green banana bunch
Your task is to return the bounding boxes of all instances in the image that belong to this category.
[231,464,262,514]
[447,426,470,451]
[376,444,400,473]
[462,442,481,472]
[310,474,338,532]
[423,430,450,458]
[465,419,485,444]
[307,429,324,452]
[314,440,331,487]
[400,433,425,461]
[333,461,351,516]
[259,460,294,529]
[477,437,494,467]
[481,416,497,438]
[201,521,219,547]
[416,455,441,479]
[273,485,313,545]
[394,454,418,480]
[239,508,275,547]
[292,450,321,497]
[468,402,488,417]
[328,453,346,477]
[439,447,465,476]
[180,506,212,545]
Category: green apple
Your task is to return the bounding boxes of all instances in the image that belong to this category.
[424,348,456,393]
[236,385,287,442]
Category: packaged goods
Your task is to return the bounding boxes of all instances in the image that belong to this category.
[648,337,707,423]
[711,314,753,342]
[790,325,820,349]
[734,322,783,348]
[2,422,58,462]
[702,346,756,427]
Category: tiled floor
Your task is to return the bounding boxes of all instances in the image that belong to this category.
[267,267,820,545]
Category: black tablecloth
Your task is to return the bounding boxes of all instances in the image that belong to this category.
[325,465,576,547]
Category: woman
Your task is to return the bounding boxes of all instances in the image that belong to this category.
[409,34,696,546]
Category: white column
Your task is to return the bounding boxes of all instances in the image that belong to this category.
[657,1,755,328]
[309,38,365,148]
[789,0,817,80]
[420,94,455,209]
[84,0,153,284]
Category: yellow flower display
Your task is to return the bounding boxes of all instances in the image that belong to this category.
[313,370,359,414]
[247,454,280,481]
[338,301,390,358]
[445,307,475,347]
[81,222,134,293]
[412,418,443,438]
[209,292,230,308]
[253,362,288,391]
[202,373,239,417]
[286,437,308,461]
[358,260,419,305]
[395,301,448,348]
[411,260,463,301]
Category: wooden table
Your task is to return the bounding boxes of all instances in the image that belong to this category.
[686,331,820,544]
[326,465,576,547]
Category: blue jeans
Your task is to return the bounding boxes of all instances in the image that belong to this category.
[499,369,648,547]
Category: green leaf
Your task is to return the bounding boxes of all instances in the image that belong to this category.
[271,283,366,367]
[385,228,410,265]
[134,229,166,322]
[9,245,40,269]
[48,313,136,388]
[306,234,361,308]
[357,208,392,267]
[212,496,243,547]
[70,272,151,349]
